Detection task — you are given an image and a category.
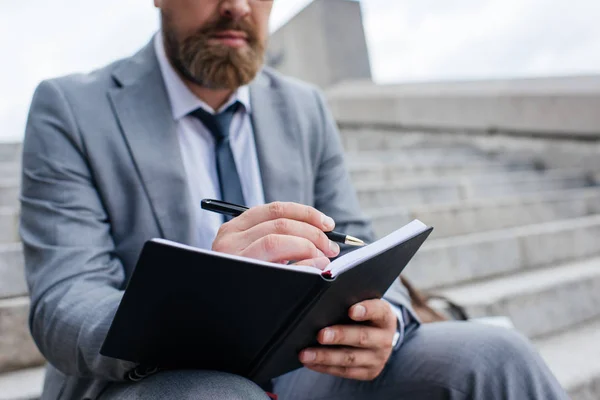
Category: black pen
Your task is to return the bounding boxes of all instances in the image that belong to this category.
[201,199,366,247]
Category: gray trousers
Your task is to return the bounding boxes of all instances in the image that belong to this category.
[99,322,568,399]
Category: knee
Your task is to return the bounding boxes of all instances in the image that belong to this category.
[464,324,540,369]
[103,370,269,400]
[156,370,268,400]
[432,322,542,373]
[400,323,543,386]
[448,324,565,398]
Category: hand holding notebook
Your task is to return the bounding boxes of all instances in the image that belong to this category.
[299,296,400,380]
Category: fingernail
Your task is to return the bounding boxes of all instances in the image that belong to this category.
[353,305,366,319]
[323,329,334,343]
[329,241,340,255]
[301,351,316,363]
[322,215,335,230]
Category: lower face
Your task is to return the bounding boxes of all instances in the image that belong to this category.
[161,3,272,90]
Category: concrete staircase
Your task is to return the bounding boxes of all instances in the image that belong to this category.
[1,132,600,399]
[342,128,600,399]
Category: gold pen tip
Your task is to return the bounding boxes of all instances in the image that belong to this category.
[345,235,366,247]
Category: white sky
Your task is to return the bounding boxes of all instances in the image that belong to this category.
[1,0,599,142]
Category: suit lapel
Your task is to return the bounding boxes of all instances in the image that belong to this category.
[250,73,306,204]
[108,42,193,244]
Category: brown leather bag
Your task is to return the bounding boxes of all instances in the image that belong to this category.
[400,276,469,323]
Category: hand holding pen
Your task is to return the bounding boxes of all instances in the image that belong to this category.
[202,199,365,270]
[202,199,365,246]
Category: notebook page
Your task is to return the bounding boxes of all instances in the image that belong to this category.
[152,239,323,275]
[325,220,428,278]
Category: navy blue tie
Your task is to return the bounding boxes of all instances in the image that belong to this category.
[191,102,246,221]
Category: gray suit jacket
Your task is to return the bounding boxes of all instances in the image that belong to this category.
[21,40,413,399]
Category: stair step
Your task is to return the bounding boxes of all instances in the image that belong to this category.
[0,163,20,182]
[356,169,595,208]
[0,181,19,208]
[347,148,488,163]
[404,215,600,289]
[0,297,45,374]
[0,208,19,244]
[340,129,457,151]
[536,319,600,400]
[349,160,533,184]
[347,153,500,170]
[439,257,600,338]
[0,143,21,164]
[339,129,492,152]
[355,167,595,191]
[0,243,26,299]
[368,187,600,238]
[0,366,44,400]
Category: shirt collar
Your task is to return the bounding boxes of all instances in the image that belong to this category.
[154,32,251,121]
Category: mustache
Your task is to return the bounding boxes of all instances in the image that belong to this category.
[191,17,258,43]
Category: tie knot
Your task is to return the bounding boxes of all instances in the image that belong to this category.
[191,101,241,142]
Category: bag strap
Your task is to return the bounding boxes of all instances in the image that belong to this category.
[399,276,469,322]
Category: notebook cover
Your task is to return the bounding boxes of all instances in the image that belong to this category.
[100,240,325,377]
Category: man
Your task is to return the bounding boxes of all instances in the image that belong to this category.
[21,0,567,399]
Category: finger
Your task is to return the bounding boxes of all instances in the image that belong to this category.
[299,348,377,368]
[304,365,377,381]
[349,299,396,330]
[233,202,335,232]
[293,257,331,270]
[240,234,325,264]
[241,219,340,258]
[317,325,393,349]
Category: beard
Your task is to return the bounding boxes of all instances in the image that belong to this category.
[162,14,265,90]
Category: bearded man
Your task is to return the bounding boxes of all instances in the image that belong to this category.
[21,1,568,399]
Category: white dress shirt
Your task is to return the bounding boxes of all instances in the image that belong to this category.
[154,33,265,249]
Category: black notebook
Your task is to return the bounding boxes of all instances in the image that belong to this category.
[101,220,433,383]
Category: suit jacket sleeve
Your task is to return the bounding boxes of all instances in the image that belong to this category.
[310,88,417,319]
[20,80,135,381]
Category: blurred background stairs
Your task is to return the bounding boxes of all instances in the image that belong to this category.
[0,142,47,400]
[341,128,600,400]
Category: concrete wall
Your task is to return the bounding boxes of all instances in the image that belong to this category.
[327,76,600,139]
[267,0,372,89]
